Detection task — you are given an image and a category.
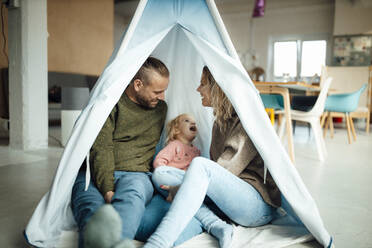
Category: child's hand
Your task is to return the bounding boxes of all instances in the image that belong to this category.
[160,185,180,202]
[104,191,114,203]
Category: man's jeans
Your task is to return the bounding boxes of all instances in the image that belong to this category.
[71,170,203,247]
[145,157,275,248]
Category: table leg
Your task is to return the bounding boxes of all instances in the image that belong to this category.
[329,113,334,138]
[256,86,295,164]
[345,113,352,144]
[349,115,357,141]
[279,91,295,163]
[323,112,331,138]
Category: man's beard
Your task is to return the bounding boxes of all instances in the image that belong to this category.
[135,94,157,109]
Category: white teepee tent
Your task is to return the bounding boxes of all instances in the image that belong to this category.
[25,0,333,247]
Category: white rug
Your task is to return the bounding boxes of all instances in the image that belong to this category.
[57,225,313,248]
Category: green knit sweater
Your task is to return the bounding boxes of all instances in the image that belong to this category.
[90,92,167,195]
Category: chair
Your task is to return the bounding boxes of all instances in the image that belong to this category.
[265,108,275,125]
[279,78,333,161]
[290,95,318,136]
[323,84,368,144]
[260,94,284,126]
[324,66,371,134]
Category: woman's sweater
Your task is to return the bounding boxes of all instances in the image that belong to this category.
[209,114,281,208]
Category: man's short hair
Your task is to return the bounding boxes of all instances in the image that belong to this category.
[131,57,169,85]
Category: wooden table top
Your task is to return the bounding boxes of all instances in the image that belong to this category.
[253,81,321,91]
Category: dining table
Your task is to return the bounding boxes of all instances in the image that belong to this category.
[253,81,321,164]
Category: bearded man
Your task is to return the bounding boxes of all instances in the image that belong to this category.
[71,57,203,247]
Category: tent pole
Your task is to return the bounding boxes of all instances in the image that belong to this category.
[206,0,240,61]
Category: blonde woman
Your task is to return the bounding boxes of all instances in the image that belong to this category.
[152,113,233,248]
[143,66,281,248]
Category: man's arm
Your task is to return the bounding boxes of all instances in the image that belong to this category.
[90,106,117,201]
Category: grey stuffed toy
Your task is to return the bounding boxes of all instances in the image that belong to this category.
[84,204,136,248]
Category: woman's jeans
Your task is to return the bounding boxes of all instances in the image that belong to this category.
[152,166,229,233]
[145,157,275,248]
[71,170,203,247]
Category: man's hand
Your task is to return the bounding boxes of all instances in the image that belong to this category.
[160,185,180,202]
[104,191,114,203]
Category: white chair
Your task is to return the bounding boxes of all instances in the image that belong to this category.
[278,77,333,161]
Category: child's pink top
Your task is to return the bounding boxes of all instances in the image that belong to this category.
[153,140,201,170]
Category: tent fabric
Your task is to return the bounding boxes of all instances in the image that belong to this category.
[55,225,314,248]
[25,0,333,247]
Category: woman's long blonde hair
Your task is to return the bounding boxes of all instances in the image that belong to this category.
[202,66,234,131]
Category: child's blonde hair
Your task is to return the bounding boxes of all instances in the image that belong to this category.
[166,114,190,144]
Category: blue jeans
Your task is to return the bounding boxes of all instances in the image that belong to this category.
[71,170,203,247]
[145,157,275,248]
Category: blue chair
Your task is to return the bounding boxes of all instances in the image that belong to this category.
[323,84,367,144]
[260,94,310,134]
[260,94,284,126]
[260,94,284,110]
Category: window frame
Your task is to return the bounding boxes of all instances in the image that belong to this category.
[268,34,332,82]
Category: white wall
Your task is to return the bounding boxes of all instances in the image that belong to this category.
[217,0,335,78]
[334,0,372,35]
[114,0,335,79]
[8,0,48,150]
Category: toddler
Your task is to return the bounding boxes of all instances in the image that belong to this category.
[152,114,233,248]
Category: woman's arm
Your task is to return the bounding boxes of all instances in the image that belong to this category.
[216,123,258,176]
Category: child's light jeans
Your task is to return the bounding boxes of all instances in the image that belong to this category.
[152,165,186,192]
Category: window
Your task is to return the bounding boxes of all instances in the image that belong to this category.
[274,41,297,78]
[301,40,327,77]
[272,39,327,81]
